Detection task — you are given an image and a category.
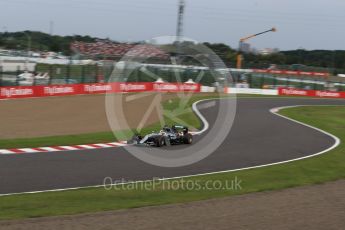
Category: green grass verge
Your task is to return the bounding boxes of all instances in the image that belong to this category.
[0,105,345,220]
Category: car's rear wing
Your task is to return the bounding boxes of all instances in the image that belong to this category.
[172,125,189,134]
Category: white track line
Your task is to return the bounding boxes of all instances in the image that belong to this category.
[190,99,211,135]
[0,101,341,196]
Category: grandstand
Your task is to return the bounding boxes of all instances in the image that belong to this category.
[71,41,169,60]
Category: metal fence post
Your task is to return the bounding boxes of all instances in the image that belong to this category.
[33,74,36,86]
[16,66,20,86]
[168,69,172,82]
[134,67,139,82]
[286,76,289,87]
[81,65,85,83]
[94,64,98,83]
[136,68,140,82]
[48,65,53,85]
[273,76,277,88]
[260,74,265,89]
[300,77,304,89]
[0,66,3,87]
[66,63,71,84]
[247,74,252,88]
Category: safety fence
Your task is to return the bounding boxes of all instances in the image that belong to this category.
[3,61,344,92]
[242,72,345,91]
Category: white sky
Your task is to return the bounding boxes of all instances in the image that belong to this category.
[0,0,344,50]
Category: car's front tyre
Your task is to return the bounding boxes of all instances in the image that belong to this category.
[155,135,165,147]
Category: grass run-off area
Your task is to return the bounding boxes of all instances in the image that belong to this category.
[0,105,345,220]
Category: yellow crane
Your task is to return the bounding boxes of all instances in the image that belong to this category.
[237,27,277,69]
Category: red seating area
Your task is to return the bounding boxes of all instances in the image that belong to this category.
[71,41,168,59]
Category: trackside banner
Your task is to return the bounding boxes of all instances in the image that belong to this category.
[278,88,345,98]
[252,69,330,77]
[0,82,201,100]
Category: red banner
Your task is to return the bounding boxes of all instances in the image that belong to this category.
[253,69,329,77]
[278,88,345,98]
[153,82,201,92]
[0,82,201,100]
[0,86,36,99]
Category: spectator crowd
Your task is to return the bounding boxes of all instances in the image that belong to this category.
[71,41,168,59]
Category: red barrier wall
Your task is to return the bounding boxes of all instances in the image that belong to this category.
[278,88,345,98]
[0,82,201,100]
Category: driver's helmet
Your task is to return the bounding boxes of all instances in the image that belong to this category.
[162,126,171,133]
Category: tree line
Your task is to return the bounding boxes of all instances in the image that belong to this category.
[1,31,344,74]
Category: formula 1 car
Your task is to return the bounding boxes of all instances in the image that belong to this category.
[127,125,193,147]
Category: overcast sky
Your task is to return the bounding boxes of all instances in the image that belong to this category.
[0,0,344,50]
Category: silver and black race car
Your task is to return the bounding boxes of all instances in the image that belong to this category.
[127,125,193,147]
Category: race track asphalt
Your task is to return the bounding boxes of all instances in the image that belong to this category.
[1,97,345,194]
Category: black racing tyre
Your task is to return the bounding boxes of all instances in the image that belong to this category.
[155,136,165,147]
[183,133,193,144]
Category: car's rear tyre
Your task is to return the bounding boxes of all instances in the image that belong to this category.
[155,136,165,147]
[183,133,193,144]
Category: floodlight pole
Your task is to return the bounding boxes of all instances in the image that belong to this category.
[176,0,185,62]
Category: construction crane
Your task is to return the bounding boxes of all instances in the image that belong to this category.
[236,27,277,69]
